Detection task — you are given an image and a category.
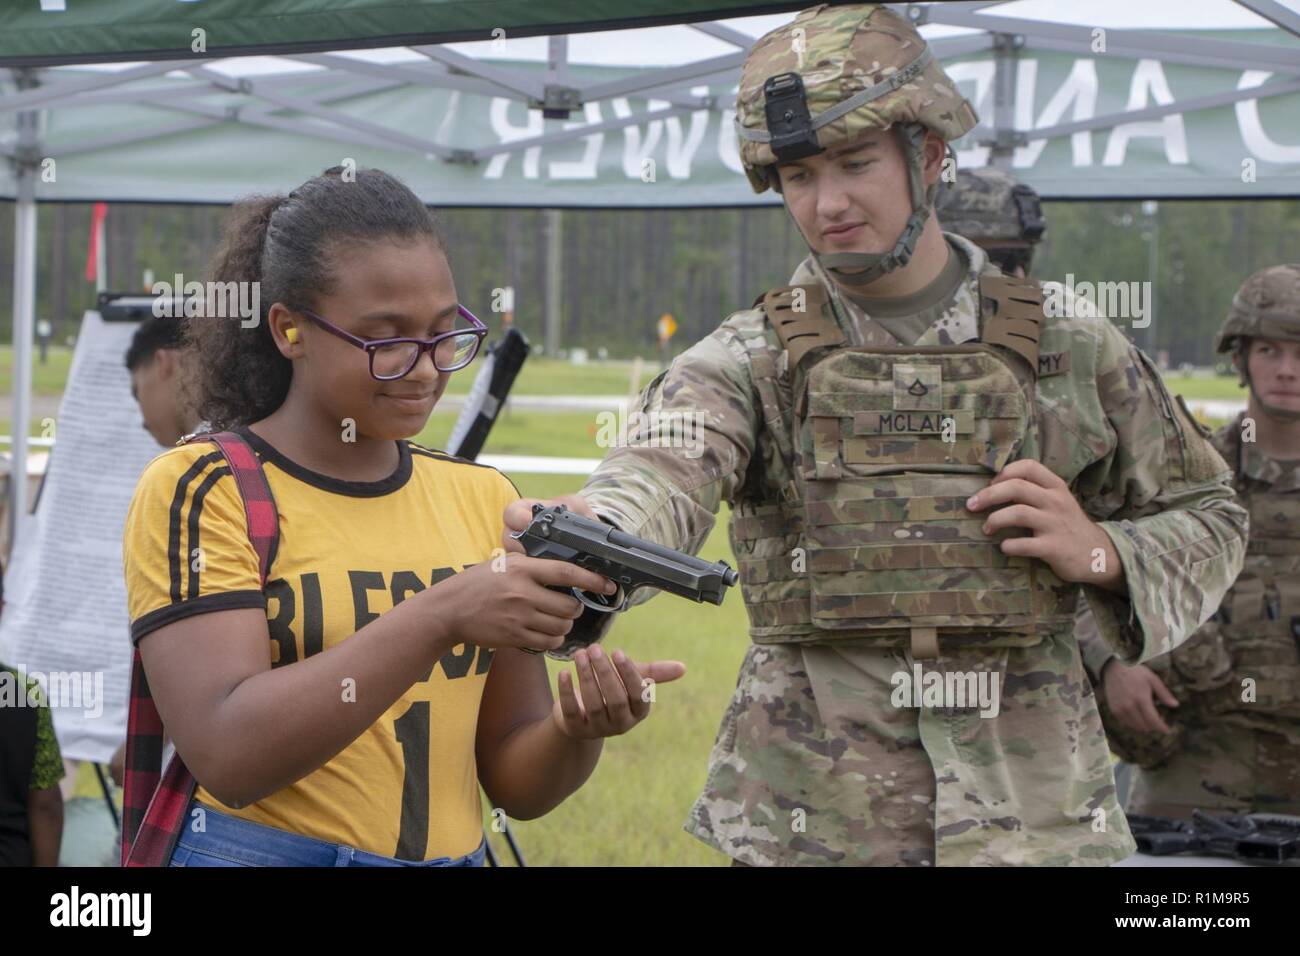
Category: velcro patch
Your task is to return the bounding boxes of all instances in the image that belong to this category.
[894,363,942,411]
[854,410,975,435]
[1037,351,1070,377]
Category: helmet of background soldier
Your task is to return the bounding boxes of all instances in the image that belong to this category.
[733,3,978,286]
[935,167,1046,275]
[1214,264,1300,354]
[1215,264,1300,420]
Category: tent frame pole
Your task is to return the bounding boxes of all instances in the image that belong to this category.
[989,32,1021,170]
[1015,76,1300,144]
[8,67,38,557]
[913,4,1300,73]
[1233,0,1300,38]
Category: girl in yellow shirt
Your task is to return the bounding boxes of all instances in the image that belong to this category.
[122,166,683,866]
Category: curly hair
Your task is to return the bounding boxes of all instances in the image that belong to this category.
[125,312,188,372]
[182,166,444,430]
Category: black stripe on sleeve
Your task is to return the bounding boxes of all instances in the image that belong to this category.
[167,451,225,604]
[185,465,232,600]
[131,590,268,646]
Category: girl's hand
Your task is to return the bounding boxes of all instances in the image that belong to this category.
[438,553,616,654]
[552,646,685,740]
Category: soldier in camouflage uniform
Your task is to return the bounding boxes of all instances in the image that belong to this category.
[935,167,1046,279]
[504,3,1247,865]
[1082,264,1300,819]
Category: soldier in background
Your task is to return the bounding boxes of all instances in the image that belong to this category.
[1085,265,1300,819]
[503,3,1247,865]
[935,167,1046,279]
[933,169,1164,806]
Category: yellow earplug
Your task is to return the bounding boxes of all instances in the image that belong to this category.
[285,327,299,344]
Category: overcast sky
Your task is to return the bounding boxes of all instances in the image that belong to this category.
[74,0,1298,76]
[438,0,1294,67]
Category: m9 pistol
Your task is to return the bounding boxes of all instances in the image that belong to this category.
[510,503,738,659]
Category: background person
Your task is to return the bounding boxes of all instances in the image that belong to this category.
[1086,264,1300,819]
[0,659,65,866]
[934,166,1046,279]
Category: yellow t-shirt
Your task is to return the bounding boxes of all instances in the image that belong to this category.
[122,426,519,860]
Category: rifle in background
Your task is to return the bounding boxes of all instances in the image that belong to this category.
[1128,810,1300,864]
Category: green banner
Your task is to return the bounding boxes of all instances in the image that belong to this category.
[0,0,802,66]
[2,31,1298,204]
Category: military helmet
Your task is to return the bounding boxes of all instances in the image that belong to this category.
[935,167,1046,246]
[734,3,978,193]
[1215,264,1300,353]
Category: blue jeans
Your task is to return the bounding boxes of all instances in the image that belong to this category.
[168,801,486,867]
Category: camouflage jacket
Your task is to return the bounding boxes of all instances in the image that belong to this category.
[581,234,1247,865]
[1081,412,1300,725]
[1084,412,1300,816]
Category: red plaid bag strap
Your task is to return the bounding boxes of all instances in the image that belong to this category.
[122,429,278,866]
[204,431,280,581]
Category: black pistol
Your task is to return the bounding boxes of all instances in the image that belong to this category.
[510,504,738,660]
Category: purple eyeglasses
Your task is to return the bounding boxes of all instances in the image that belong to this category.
[296,304,487,380]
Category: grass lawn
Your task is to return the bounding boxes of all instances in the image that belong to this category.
[417,408,609,459]
[440,356,660,397]
[0,346,1242,405]
[0,344,1241,413]
[0,420,63,440]
[0,348,652,399]
[0,345,74,397]
[1163,374,1247,403]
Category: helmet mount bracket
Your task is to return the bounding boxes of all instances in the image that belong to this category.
[764,73,822,162]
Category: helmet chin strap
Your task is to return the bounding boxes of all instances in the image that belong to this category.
[784,123,939,289]
[1238,344,1300,422]
[1252,390,1300,423]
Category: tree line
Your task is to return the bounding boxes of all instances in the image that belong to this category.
[0,197,1293,365]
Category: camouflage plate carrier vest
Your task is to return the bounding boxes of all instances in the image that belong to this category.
[730,274,1078,660]
[1099,423,1300,768]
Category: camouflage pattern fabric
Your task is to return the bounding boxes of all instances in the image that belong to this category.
[1125,725,1300,818]
[735,298,1080,646]
[935,167,1045,247]
[580,234,1247,865]
[1080,412,1300,818]
[1214,263,1300,353]
[735,3,978,192]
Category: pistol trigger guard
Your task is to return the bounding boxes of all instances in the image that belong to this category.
[570,583,625,614]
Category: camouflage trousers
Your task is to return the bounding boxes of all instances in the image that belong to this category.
[1126,720,1300,819]
[685,631,1135,865]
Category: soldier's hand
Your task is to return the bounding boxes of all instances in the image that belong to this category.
[552,645,686,740]
[967,460,1124,591]
[502,495,600,554]
[1101,659,1179,734]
